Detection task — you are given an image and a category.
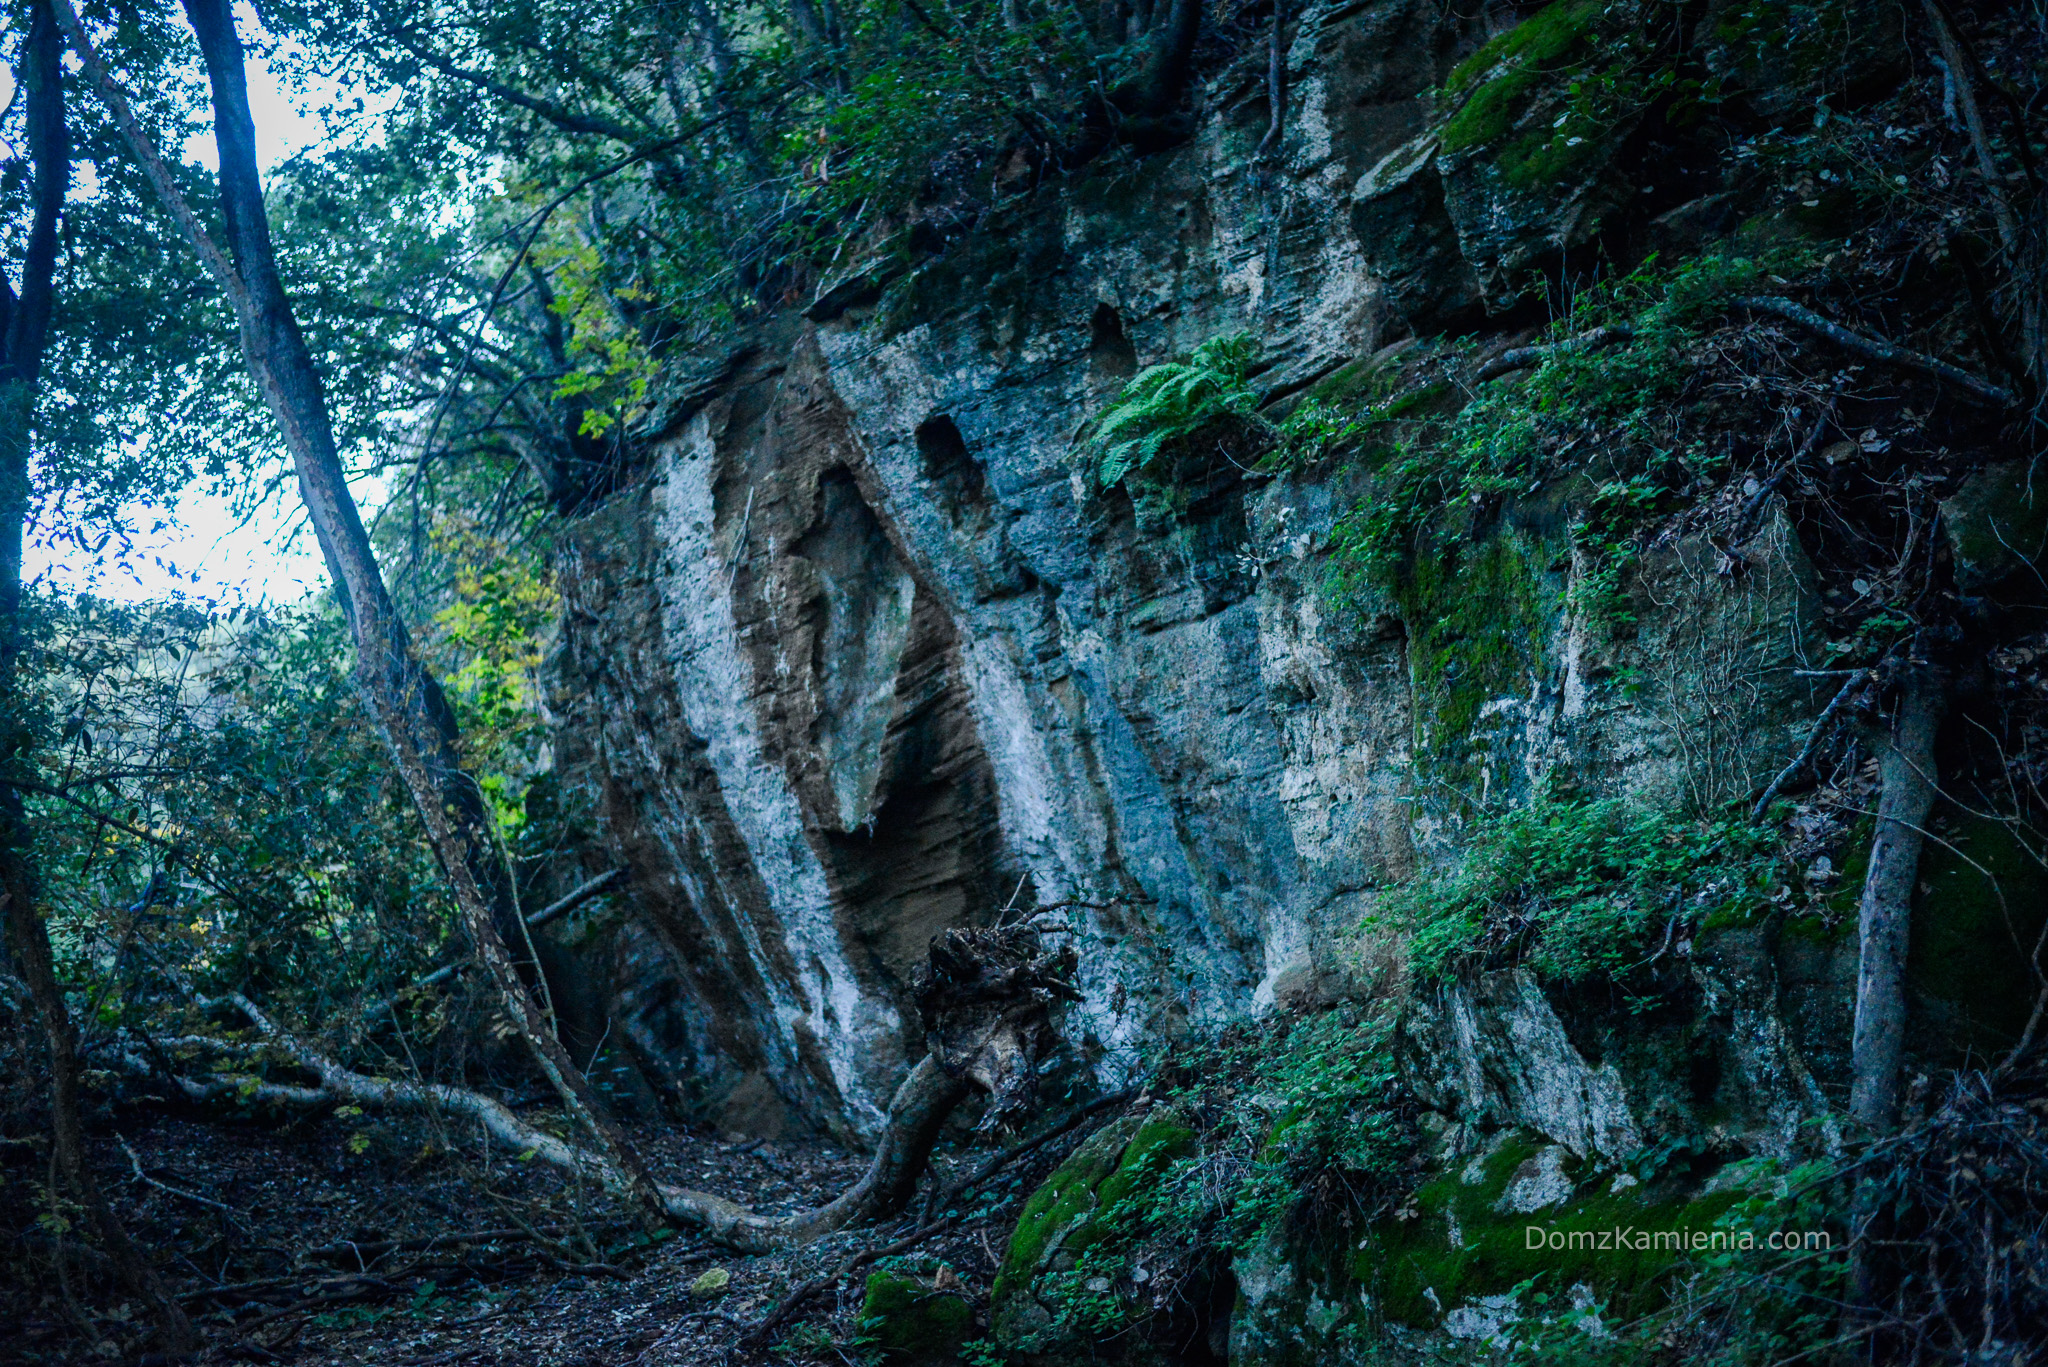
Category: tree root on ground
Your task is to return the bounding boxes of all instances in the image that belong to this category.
[111,925,1083,1254]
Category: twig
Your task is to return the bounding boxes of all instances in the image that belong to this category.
[1733,297,2017,407]
[117,1135,242,1221]
[298,1220,637,1266]
[936,1089,1138,1211]
[741,1216,957,1346]
[363,869,624,1022]
[232,1277,403,1336]
[725,486,756,597]
[1752,670,1871,821]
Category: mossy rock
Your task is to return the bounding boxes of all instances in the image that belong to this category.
[1359,1131,1744,1327]
[990,1109,1198,1364]
[1942,462,2048,593]
[1396,523,1565,796]
[1439,0,1611,173]
[1433,0,1650,306]
[859,1271,974,1364]
[1909,814,2048,1058]
[1232,1129,1758,1363]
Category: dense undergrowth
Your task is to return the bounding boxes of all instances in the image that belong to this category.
[1382,797,1784,986]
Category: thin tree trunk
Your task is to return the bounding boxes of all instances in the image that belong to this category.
[0,3,198,1350]
[54,0,671,1228]
[1849,667,1946,1132]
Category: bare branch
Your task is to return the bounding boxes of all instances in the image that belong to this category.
[1734,296,2018,407]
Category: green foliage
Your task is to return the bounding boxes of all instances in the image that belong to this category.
[993,1007,1409,1361]
[1437,0,1744,192]
[423,518,560,833]
[1085,334,1266,490]
[1167,1007,1409,1250]
[13,593,466,1045]
[1317,250,1807,783]
[1380,798,1783,985]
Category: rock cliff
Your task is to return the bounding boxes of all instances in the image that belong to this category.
[545,0,1904,1157]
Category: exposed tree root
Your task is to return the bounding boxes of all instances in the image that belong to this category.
[113,926,1081,1255]
[1473,324,1635,382]
[1735,296,2018,407]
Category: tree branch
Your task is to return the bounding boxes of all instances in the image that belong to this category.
[525,868,625,930]
[1734,296,2017,407]
[384,28,662,150]
[1752,669,1871,821]
[1474,324,1635,382]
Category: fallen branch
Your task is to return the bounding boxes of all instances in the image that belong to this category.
[1734,296,2017,407]
[116,926,1080,1255]
[927,1087,1138,1221]
[117,1134,243,1221]
[357,868,625,1027]
[750,1092,1143,1344]
[1474,324,1634,382]
[1752,670,1871,820]
[299,1220,636,1267]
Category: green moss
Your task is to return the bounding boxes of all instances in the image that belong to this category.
[860,1272,973,1362]
[1355,1133,1744,1327]
[1397,527,1560,785]
[1091,1116,1197,1218]
[1444,0,1606,101]
[992,1109,1203,1358]
[993,1113,1142,1301]
[1439,0,1621,189]
[1909,815,2048,1051]
[1437,0,1698,191]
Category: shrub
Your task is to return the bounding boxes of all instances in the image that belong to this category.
[1380,798,1783,985]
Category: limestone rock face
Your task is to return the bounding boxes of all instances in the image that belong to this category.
[547,0,1842,1150]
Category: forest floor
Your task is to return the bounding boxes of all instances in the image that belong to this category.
[2,1102,1068,1366]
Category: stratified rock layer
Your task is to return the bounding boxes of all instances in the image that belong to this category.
[548,0,1840,1152]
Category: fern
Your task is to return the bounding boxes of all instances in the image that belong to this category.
[1086,334,1265,489]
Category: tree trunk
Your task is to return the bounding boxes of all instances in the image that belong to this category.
[1849,667,1946,1132]
[0,3,199,1350]
[56,0,671,1228]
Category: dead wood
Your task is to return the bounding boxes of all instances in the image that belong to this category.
[1735,296,2017,407]
[55,0,674,1229]
[1752,669,1872,820]
[1474,324,1635,382]
[297,1221,636,1268]
[118,925,1081,1255]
